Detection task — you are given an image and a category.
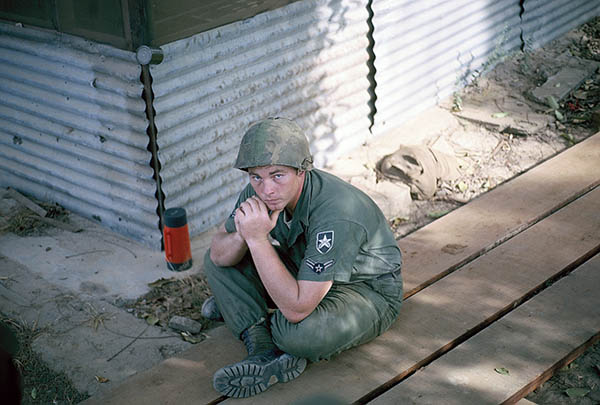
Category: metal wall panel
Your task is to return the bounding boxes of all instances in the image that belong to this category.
[150,0,372,238]
[0,22,162,249]
[522,0,600,50]
[371,0,522,136]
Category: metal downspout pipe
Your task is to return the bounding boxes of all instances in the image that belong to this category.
[137,46,166,247]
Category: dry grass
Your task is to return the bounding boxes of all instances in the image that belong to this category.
[1,315,89,404]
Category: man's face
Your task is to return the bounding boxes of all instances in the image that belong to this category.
[247,165,305,213]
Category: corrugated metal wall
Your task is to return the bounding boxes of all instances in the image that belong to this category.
[522,0,600,50]
[371,0,522,137]
[2,0,598,249]
[0,22,162,249]
[150,0,372,238]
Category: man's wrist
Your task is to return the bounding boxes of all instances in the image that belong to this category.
[245,237,271,249]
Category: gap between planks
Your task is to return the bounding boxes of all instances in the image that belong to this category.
[399,133,600,299]
[370,254,600,404]
[403,182,600,299]
[88,134,600,405]
[503,332,600,405]
[355,245,600,404]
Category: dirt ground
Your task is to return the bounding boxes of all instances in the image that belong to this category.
[2,17,600,404]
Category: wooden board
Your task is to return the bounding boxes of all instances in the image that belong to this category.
[217,187,600,404]
[83,325,247,405]
[399,132,600,297]
[88,134,600,404]
[371,254,600,404]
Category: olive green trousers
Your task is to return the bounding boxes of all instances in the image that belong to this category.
[203,250,403,362]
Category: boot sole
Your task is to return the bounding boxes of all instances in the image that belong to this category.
[213,353,307,398]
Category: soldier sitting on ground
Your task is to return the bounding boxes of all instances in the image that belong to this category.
[202,117,404,398]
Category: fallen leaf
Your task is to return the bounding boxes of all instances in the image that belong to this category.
[546,95,560,110]
[95,375,110,383]
[494,367,510,375]
[181,332,204,344]
[555,110,565,121]
[148,278,174,288]
[146,315,159,325]
[31,387,37,399]
[491,112,509,118]
[560,133,574,144]
[573,90,587,99]
[456,181,468,192]
[390,217,409,226]
[565,387,590,398]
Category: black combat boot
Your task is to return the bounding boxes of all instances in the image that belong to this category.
[212,320,307,398]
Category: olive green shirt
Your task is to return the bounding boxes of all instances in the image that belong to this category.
[225,169,402,283]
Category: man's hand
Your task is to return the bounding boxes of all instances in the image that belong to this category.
[234,196,331,324]
[234,196,281,244]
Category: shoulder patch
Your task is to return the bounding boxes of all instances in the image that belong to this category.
[316,230,334,254]
[306,258,335,274]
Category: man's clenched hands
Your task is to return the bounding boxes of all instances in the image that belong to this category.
[234,196,282,244]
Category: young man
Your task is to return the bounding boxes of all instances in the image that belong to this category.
[203,117,403,398]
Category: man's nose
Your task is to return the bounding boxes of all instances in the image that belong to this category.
[263,180,276,195]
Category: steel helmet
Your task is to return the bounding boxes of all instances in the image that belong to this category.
[234,117,313,171]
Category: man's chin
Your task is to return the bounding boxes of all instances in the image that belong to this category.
[265,201,284,211]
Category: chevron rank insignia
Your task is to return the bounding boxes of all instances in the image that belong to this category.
[316,230,334,254]
[306,258,335,274]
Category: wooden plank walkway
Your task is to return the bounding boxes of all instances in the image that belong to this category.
[86,133,600,405]
[373,255,600,405]
[399,132,600,298]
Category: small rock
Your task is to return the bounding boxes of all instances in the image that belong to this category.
[159,344,182,358]
[168,315,202,334]
[113,297,135,308]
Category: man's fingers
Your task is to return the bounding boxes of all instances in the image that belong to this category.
[240,197,256,211]
[242,196,269,215]
[239,200,254,215]
[249,196,266,210]
[256,197,270,213]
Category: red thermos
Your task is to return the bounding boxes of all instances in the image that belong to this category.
[163,208,192,271]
